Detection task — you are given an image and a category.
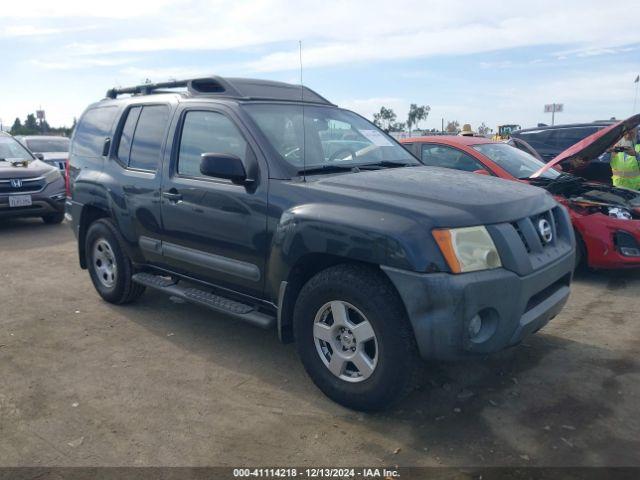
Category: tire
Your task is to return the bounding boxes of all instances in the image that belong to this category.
[42,212,64,224]
[293,264,420,411]
[574,230,587,272]
[85,218,145,304]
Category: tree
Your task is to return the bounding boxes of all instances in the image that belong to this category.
[407,104,431,134]
[389,122,406,132]
[24,114,38,132]
[446,120,460,133]
[10,118,23,135]
[477,122,492,136]
[372,106,397,132]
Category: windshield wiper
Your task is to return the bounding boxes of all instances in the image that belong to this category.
[549,173,582,183]
[357,161,414,170]
[297,164,359,175]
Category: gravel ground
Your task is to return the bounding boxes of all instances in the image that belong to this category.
[0,218,638,467]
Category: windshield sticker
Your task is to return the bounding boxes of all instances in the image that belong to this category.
[359,130,393,147]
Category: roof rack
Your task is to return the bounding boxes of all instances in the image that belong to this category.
[105,76,333,105]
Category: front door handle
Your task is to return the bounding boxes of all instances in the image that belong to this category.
[162,190,183,203]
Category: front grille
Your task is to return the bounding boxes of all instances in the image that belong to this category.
[525,274,571,312]
[488,205,572,276]
[0,177,46,194]
[510,207,559,254]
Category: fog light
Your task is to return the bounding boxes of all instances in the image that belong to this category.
[614,231,640,257]
[620,247,640,257]
[468,314,482,339]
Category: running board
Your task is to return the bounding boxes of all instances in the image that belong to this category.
[132,273,275,329]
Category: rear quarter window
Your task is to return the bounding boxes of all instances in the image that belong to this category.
[114,105,170,171]
[128,105,170,171]
[72,106,118,157]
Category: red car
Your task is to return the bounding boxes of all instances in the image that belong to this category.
[401,128,640,269]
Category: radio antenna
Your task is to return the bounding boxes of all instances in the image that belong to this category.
[299,40,304,101]
[299,40,307,182]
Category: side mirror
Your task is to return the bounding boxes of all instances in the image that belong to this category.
[473,169,490,176]
[34,153,45,161]
[200,153,249,184]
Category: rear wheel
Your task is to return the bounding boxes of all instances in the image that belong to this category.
[85,219,145,304]
[294,264,420,411]
[42,212,64,224]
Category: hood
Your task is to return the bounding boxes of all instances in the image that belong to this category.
[0,159,56,179]
[532,114,640,178]
[307,166,555,227]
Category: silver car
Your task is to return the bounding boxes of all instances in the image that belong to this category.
[1,132,66,223]
[15,135,70,172]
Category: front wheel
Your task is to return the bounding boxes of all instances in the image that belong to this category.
[293,264,420,411]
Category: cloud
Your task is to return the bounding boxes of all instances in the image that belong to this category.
[1,25,65,37]
[1,0,639,128]
[0,0,179,18]
[29,57,137,70]
[34,0,638,74]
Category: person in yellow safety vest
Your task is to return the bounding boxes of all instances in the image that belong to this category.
[610,128,640,190]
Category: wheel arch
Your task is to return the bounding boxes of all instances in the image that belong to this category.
[277,253,409,344]
[77,204,110,269]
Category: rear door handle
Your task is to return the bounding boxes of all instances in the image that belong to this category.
[162,190,183,203]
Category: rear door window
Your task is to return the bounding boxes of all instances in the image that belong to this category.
[421,144,485,172]
[127,105,170,171]
[72,106,118,157]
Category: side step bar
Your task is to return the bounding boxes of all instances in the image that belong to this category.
[132,273,275,329]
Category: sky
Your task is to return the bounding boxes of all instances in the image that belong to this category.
[1,0,639,132]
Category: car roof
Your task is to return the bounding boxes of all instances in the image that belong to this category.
[401,135,498,146]
[516,121,614,133]
[103,76,333,106]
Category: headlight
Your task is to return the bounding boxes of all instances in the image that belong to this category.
[607,207,632,220]
[44,168,63,183]
[433,226,502,273]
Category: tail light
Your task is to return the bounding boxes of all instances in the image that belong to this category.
[64,158,71,197]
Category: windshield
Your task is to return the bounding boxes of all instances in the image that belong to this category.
[0,136,33,161]
[473,143,560,180]
[25,137,70,153]
[243,104,419,172]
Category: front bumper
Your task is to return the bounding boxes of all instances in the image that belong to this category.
[0,178,65,219]
[574,213,640,269]
[382,251,574,361]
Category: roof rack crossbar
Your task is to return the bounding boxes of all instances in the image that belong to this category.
[104,76,333,105]
[106,79,193,99]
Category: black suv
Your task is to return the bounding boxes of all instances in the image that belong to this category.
[511,121,614,162]
[67,77,575,410]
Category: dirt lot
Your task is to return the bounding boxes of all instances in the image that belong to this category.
[0,218,639,468]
